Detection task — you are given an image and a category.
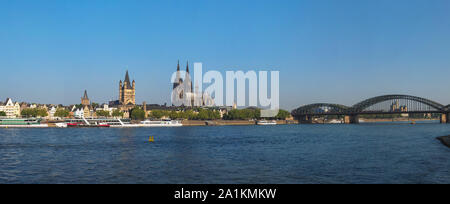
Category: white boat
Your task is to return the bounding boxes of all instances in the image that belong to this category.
[256,120,277,125]
[55,123,67,128]
[328,119,343,124]
[140,119,183,127]
[62,117,182,128]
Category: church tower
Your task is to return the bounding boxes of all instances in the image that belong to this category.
[119,70,136,105]
[81,90,90,106]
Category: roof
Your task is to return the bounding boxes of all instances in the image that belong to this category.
[124,70,133,89]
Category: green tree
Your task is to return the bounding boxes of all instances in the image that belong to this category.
[54,108,70,118]
[131,108,146,120]
[150,110,168,119]
[20,108,48,118]
[0,111,6,117]
[112,109,124,118]
[169,111,180,119]
[37,108,48,117]
[92,103,99,109]
[96,110,110,117]
[74,104,84,110]
[223,108,260,120]
[275,109,291,120]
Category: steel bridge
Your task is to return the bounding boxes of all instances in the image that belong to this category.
[291,95,450,124]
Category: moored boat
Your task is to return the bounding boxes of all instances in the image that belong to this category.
[0,118,48,128]
[256,120,277,125]
[140,119,182,127]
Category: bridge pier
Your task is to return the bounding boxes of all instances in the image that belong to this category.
[297,115,313,124]
[440,113,449,124]
[344,115,359,124]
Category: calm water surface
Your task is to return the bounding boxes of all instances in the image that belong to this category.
[1,123,449,184]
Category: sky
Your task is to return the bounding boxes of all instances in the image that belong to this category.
[1,0,450,110]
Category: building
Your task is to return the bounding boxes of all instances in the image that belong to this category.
[172,61,215,107]
[0,98,21,118]
[119,70,136,105]
[391,100,408,112]
[391,100,409,117]
[48,106,57,119]
[74,108,84,118]
[81,90,90,106]
[95,104,117,117]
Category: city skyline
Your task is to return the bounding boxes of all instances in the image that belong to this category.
[1,0,450,110]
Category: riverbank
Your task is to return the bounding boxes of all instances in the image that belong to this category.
[0,120,297,128]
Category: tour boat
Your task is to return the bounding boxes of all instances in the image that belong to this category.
[140,119,183,127]
[0,118,47,128]
[256,120,277,125]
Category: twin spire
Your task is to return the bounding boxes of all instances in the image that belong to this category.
[177,60,190,73]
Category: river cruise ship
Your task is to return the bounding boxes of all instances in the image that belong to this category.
[0,118,47,128]
[140,119,183,127]
[64,117,132,127]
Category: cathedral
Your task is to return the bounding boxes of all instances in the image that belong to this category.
[119,70,136,105]
[172,61,214,107]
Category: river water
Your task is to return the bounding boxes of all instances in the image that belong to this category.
[0,122,449,184]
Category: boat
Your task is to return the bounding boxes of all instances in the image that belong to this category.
[62,117,182,128]
[0,118,48,128]
[140,119,183,127]
[65,117,114,128]
[256,120,277,125]
[55,123,68,128]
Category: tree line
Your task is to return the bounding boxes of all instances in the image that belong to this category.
[128,108,292,121]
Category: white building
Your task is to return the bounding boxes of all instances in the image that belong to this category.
[48,106,57,119]
[95,104,117,116]
[0,98,21,118]
[74,109,84,118]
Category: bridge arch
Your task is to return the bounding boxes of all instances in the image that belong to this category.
[291,103,350,116]
[444,105,450,111]
[351,95,445,112]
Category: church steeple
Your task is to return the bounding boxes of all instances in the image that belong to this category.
[83,90,88,99]
[119,70,136,105]
[186,61,189,73]
[124,70,131,85]
[123,70,133,89]
[81,90,90,106]
[173,60,183,89]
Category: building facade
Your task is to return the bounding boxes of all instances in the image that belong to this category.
[0,98,21,118]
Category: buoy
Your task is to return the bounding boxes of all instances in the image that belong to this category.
[149,136,154,142]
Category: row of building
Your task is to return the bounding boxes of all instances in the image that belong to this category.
[1,62,235,120]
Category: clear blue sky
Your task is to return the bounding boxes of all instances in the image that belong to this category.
[1,0,450,110]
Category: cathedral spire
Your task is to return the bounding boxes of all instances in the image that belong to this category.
[177,60,180,71]
[186,61,189,73]
[83,90,88,99]
[124,70,131,85]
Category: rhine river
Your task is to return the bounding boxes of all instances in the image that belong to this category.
[1,122,449,184]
